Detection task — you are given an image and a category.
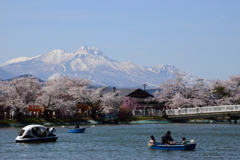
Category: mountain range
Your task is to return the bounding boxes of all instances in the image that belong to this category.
[0,46,199,88]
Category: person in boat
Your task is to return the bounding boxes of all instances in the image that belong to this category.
[74,125,80,129]
[148,135,156,145]
[180,137,187,145]
[164,131,175,145]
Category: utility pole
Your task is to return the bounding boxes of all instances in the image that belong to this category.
[142,84,147,90]
[113,87,116,97]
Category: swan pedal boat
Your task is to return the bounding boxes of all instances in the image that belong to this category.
[148,142,196,150]
[15,124,58,143]
[68,128,86,133]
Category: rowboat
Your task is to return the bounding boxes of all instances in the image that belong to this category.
[68,128,85,133]
[148,142,196,150]
[62,125,95,133]
[15,124,58,143]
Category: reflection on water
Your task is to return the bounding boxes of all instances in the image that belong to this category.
[1,123,240,160]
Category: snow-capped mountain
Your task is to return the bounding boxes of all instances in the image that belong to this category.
[0,46,199,88]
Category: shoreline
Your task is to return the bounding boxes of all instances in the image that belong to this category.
[0,119,172,127]
[0,119,230,127]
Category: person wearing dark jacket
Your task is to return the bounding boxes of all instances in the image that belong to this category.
[164,131,175,144]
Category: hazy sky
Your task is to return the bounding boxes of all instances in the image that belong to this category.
[1,0,240,81]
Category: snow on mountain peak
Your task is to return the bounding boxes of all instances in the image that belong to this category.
[75,46,104,56]
[41,49,72,64]
[1,56,40,66]
[2,57,30,65]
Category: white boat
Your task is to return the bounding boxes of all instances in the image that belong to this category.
[15,124,58,143]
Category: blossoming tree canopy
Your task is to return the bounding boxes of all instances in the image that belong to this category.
[122,96,142,110]
[153,73,240,109]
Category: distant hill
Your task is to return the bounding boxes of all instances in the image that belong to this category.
[3,74,44,82]
[0,46,199,88]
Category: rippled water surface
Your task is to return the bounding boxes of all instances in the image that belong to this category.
[1,123,240,160]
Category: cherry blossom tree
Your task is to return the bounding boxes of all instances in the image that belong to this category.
[35,76,120,119]
[0,80,5,105]
[121,96,142,110]
[1,76,41,120]
[153,73,213,109]
[120,96,143,117]
[192,81,214,107]
[36,76,90,119]
[153,73,195,108]
[211,80,229,105]
[212,75,240,105]
[70,86,107,119]
[225,75,240,104]
[101,90,122,113]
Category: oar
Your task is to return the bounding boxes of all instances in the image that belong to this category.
[62,125,73,129]
[84,125,95,128]
[187,140,194,143]
[174,140,194,144]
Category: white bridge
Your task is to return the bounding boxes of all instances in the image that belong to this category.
[164,105,240,123]
[165,105,240,115]
[133,105,240,124]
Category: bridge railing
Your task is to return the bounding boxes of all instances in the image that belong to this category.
[165,105,240,116]
[133,110,163,117]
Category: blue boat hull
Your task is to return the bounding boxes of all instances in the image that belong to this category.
[148,142,196,150]
[68,128,85,133]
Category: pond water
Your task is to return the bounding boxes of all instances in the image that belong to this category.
[1,123,240,160]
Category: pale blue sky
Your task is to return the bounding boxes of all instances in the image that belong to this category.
[1,0,240,81]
